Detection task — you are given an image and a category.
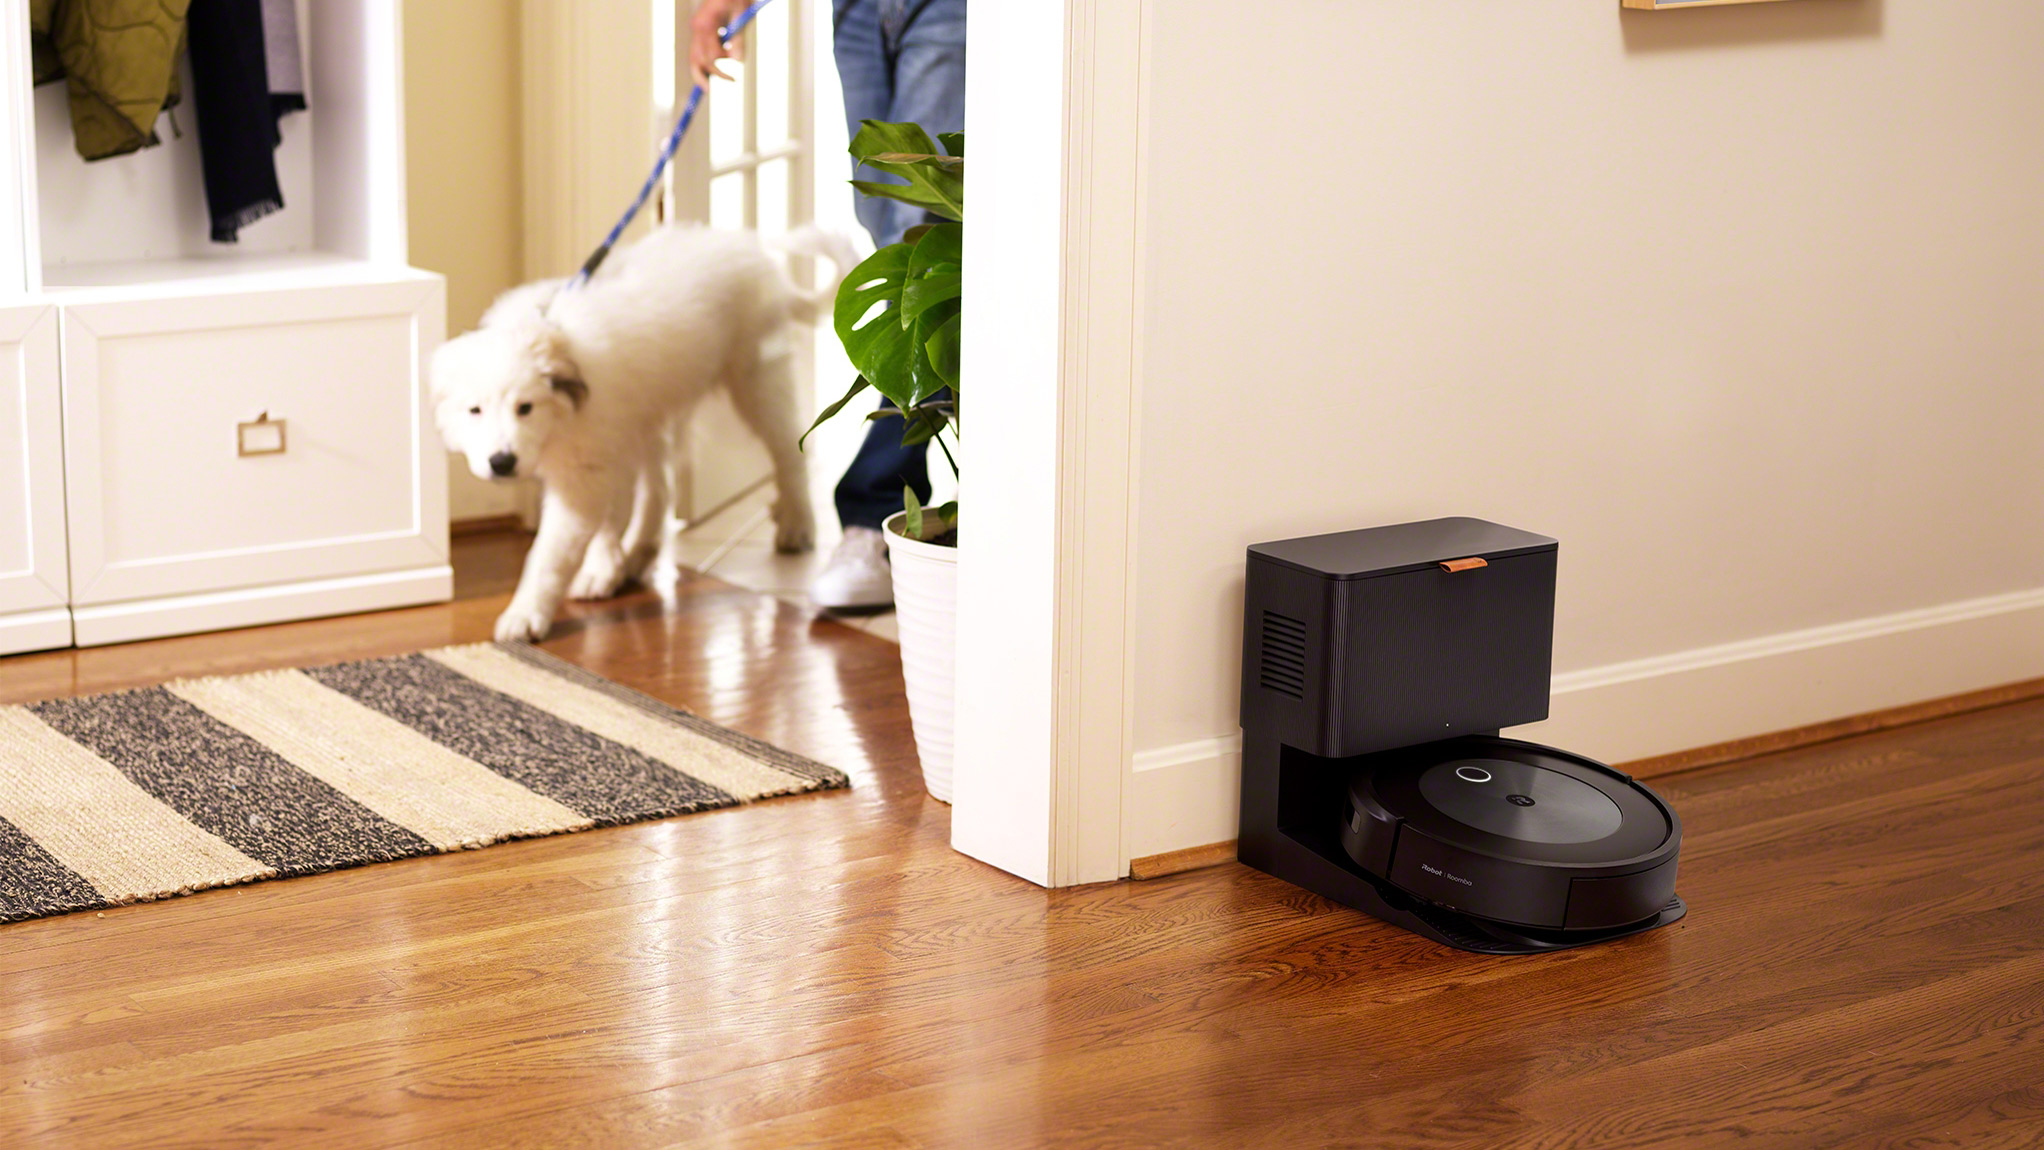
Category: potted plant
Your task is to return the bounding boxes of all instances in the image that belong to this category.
[804,121,962,802]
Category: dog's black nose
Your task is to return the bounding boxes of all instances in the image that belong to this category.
[488,451,518,477]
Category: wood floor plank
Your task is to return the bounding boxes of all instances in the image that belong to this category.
[1826,1083,2044,1150]
[1,529,2041,1148]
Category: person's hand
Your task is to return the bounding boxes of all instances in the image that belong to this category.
[690,0,751,86]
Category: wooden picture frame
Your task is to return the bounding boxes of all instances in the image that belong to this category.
[1622,0,1797,8]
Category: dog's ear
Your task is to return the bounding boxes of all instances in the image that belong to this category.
[551,374,589,409]
[523,319,588,409]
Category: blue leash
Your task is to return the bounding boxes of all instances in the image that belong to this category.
[563,0,775,292]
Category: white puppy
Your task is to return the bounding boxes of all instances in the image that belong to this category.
[432,224,855,642]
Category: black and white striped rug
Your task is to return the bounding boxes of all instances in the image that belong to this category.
[0,642,848,924]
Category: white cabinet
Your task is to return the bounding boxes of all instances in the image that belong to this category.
[59,273,448,646]
[0,303,68,654]
[0,0,452,650]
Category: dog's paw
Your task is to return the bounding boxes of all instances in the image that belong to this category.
[494,603,554,643]
[618,543,661,584]
[568,555,627,600]
[774,523,814,554]
[773,503,816,554]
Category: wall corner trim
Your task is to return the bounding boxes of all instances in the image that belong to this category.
[952,0,1149,890]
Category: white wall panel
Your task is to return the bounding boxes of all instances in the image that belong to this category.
[1124,0,2044,856]
[0,302,67,652]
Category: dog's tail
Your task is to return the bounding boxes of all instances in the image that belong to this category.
[774,225,862,326]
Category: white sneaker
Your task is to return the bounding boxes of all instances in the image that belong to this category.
[810,526,894,609]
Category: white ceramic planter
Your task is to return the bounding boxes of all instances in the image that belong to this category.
[883,511,958,803]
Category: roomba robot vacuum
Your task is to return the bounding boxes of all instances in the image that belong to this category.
[1341,736,1681,933]
[1236,517,1687,953]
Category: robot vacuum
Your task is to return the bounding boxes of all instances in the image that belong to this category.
[1341,736,1682,933]
[1239,518,1687,951]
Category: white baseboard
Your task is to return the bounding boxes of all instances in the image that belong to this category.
[71,566,455,648]
[1129,736,1245,861]
[0,608,73,656]
[1520,585,2044,763]
[1125,585,2044,864]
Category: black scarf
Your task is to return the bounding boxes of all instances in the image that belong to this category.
[185,0,283,243]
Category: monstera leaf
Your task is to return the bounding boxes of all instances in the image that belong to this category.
[833,244,921,409]
[902,223,961,323]
[833,220,961,412]
[902,223,961,400]
[848,121,963,221]
[799,375,868,450]
[923,312,960,391]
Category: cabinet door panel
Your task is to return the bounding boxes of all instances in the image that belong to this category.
[0,304,69,640]
[62,278,449,606]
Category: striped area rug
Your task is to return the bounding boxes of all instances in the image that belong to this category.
[0,642,847,924]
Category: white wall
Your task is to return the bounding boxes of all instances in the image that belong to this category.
[1124,0,2044,858]
[404,0,527,522]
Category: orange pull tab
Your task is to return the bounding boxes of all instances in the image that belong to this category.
[1439,556,1488,573]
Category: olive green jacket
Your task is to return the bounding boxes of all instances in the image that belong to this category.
[31,0,193,161]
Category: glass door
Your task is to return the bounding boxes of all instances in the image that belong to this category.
[664,0,818,524]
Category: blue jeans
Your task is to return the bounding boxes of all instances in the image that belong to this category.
[831,0,964,531]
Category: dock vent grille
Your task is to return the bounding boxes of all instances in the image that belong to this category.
[1259,611,1308,700]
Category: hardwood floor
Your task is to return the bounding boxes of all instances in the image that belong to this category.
[3,532,2042,1148]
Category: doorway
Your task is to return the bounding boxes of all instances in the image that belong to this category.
[660,0,955,641]
[439,0,1089,886]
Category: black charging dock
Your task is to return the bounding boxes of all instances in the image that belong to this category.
[1237,518,1685,955]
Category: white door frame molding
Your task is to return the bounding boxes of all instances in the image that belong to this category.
[952,0,1147,886]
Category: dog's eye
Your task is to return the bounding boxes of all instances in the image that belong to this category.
[516,402,533,417]
[467,406,481,415]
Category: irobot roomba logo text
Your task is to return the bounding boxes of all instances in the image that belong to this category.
[1422,863,1474,887]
